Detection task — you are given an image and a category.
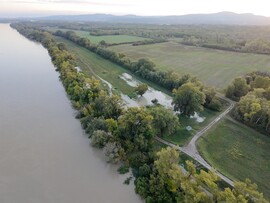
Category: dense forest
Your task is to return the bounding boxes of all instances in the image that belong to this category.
[226,71,270,135]
[11,22,269,203]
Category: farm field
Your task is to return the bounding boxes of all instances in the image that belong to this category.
[75,32,148,44]
[197,117,270,200]
[46,27,148,44]
[109,42,270,89]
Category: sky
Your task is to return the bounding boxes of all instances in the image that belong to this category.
[1,0,270,18]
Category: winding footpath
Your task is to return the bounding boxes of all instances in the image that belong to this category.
[156,95,236,187]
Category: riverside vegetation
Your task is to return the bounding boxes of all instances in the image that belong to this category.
[12,23,269,203]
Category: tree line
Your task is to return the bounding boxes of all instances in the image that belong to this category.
[54,30,222,113]
[12,23,268,203]
[226,71,270,135]
[53,30,188,91]
[132,38,167,46]
[182,36,270,55]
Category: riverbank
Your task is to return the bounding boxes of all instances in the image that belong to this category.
[0,23,141,203]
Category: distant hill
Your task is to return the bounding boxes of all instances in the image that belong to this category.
[37,12,270,25]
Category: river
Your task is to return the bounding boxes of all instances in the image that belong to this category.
[0,24,141,203]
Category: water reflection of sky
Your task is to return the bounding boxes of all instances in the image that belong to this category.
[119,73,205,123]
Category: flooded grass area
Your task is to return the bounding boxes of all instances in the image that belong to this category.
[55,36,221,147]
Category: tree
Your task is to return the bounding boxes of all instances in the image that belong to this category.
[208,98,222,111]
[91,130,112,148]
[117,107,154,167]
[151,147,183,201]
[252,76,270,89]
[92,92,123,119]
[226,77,250,101]
[85,117,107,137]
[179,161,210,203]
[172,82,206,116]
[153,147,210,203]
[203,87,216,105]
[136,58,155,72]
[263,87,270,100]
[135,83,148,96]
[196,170,220,202]
[104,141,125,164]
[99,40,107,46]
[148,106,179,137]
[218,179,269,203]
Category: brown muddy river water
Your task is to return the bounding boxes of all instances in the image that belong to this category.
[0,24,141,203]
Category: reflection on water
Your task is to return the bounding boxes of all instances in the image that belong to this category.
[0,24,141,203]
[120,73,205,123]
[120,73,173,108]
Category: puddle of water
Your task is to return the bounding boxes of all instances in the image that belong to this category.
[75,66,82,72]
[119,73,140,87]
[82,70,205,123]
[190,112,205,123]
[119,73,205,123]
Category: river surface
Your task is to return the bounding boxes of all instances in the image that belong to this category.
[0,24,141,203]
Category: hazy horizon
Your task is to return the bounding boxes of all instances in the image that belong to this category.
[1,0,270,18]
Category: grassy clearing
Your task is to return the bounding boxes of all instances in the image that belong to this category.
[197,117,270,200]
[55,37,135,97]
[74,31,148,44]
[46,27,147,44]
[164,108,221,146]
[109,42,270,89]
[55,37,171,97]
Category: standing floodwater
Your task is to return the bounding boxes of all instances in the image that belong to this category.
[0,24,141,203]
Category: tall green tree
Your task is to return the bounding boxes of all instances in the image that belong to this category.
[148,106,179,137]
[117,107,154,167]
[135,83,148,96]
[172,82,206,116]
[226,77,250,101]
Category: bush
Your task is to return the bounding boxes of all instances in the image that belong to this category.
[118,165,130,174]
[207,98,222,111]
[91,130,111,148]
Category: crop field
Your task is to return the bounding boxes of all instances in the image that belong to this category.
[46,27,148,44]
[197,118,270,200]
[109,42,270,89]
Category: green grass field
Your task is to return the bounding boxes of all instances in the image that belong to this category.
[55,37,170,97]
[74,31,148,44]
[109,42,270,89]
[46,27,148,44]
[164,108,221,146]
[197,117,270,200]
